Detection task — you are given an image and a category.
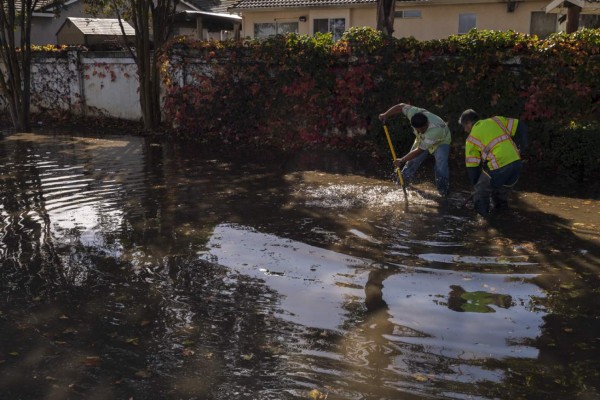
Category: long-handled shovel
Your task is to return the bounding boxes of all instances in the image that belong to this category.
[383,125,408,198]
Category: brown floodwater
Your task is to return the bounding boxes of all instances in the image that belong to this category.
[0,132,599,400]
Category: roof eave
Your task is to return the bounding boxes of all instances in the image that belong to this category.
[230,2,376,11]
[545,0,600,14]
[176,10,242,20]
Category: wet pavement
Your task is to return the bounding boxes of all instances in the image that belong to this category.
[0,132,599,399]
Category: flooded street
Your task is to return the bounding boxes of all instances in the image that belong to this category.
[1,132,599,399]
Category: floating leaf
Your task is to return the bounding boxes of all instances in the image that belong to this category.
[182,348,195,357]
[559,283,575,290]
[82,356,101,367]
[413,373,428,382]
[134,369,151,379]
[308,389,327,399]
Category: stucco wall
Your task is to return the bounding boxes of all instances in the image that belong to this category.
[239,0,551,40]
[80,55,141,120]
[57,27,85,46]
[240,7,374,38]
[393,1,551,40]
[2,51,142,120]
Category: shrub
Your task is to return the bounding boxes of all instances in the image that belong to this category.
[162,29,600,178]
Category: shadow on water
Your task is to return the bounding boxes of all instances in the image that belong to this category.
[0,132,599,399]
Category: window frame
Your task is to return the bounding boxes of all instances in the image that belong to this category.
[529,11,557,39]
[253,21,299,38]
[458,13,477,34]
[394,10,422,19]
[313,17,346,41]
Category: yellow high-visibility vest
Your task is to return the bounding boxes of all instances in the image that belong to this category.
[465,116,521,170]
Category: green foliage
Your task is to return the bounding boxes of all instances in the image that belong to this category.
[340,26,387,55]
[531,122,600,181]
[162,28,600,178]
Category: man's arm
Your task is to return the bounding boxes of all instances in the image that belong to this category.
[467,166,481,186]
[465,135,483,185]
[379,103,409,122]
[514,120,529,155]
[394,147,425,167]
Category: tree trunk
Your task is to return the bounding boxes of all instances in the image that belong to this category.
[0,0,34,132]
[122,0,176,131]
[376,0,396,36]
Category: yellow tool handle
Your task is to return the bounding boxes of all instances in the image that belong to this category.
[383,125,406,188]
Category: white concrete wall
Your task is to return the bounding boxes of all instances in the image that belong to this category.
[2,51,142,120]
[80,55,141,120]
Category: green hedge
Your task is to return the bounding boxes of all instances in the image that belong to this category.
[162,28,600,181]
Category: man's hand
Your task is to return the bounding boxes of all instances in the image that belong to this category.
[393,158,405,168]
[379,114,386,123]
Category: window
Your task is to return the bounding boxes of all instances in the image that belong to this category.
[394,10,422,19]
[313,18,346,41]
[530,11,557,39]
[458,13,476,34]
[254,22,298,38]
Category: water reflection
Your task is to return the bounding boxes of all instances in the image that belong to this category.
[1,133,599,399]
[447,285,512,313]
[196,222,547,398]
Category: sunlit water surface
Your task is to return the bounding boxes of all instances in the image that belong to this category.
[1,133,599,399]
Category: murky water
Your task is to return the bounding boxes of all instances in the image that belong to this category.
[1,132,599,400]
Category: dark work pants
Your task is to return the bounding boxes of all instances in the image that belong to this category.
[474,160,522,216]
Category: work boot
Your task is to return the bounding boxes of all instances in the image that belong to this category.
[492,200,509,212]
[474,198,490,217]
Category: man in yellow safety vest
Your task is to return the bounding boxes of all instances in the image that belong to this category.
[459,109,528,217]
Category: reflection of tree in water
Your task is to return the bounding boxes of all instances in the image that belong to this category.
[0,139,64,295]
[0,137,316,399]
[363,268,395,370]
[447,285,513,313]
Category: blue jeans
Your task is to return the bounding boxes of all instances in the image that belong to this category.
[474,160,522,216]
[401,143,450,195]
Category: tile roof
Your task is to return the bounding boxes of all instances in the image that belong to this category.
[230,0,378,10]
[9,0,56,12]
[6,0,82,13]
[64,17,136,36]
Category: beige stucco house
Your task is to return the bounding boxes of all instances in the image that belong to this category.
[229,0,560,40]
